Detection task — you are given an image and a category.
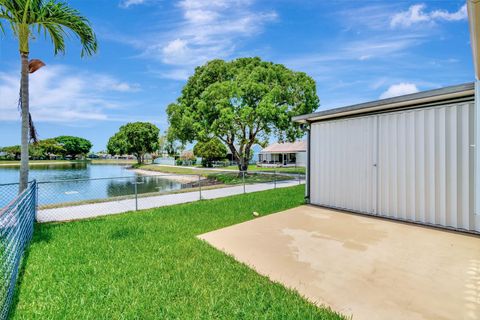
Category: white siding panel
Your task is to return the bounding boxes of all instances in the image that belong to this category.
[377,103,475,231]
[310,101,477,232]
[310,116,376,214]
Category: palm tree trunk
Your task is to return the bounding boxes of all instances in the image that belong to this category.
[19,52,30,193]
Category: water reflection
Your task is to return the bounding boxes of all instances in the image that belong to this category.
[0,163,185,207]
[106,176,184,198]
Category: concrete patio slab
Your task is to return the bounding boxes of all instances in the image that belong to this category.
[198,205,480,320]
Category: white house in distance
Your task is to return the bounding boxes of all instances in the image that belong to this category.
[292,0,480,233]
[257,141,306,167]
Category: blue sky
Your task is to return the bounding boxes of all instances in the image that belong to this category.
[0,0,474,151]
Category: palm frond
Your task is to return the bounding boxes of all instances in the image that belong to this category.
[36,1,97,56]
[0,0,27,22]
[28,112,38,143]
[0,0,97,56]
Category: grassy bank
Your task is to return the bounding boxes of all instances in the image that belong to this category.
[90,159,136,165]
[224,165,306,174]
[137,164,294,184]
[13,186,342,319]
[139,164,304,175]
[138,164,204,175]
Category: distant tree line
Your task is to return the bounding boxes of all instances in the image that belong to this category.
[1,136,92,160]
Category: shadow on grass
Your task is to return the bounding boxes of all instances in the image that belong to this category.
[110,227,145,240]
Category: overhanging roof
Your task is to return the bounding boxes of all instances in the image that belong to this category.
[468,0,480,80]
[293,82,475,123]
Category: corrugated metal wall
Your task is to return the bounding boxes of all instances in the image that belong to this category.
[310,101,479,232]
[310,115,377,214]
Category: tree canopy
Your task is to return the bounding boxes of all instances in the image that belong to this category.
[193,138,227,167]
[1,145,21,160]
[1,136,91,160]
[107,122,159,164]
[29,139,65,159]
[167,57,318,170]
[55,136,92,159]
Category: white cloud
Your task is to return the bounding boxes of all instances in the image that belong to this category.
[283,35,422,69]
[119,0,147,8]
[380,83,419,99]
[161,39,190,65]
[390,4,467,28]
[154,69,192,81]
[94,75,141,92]
[0,65,140,122]
[358,55,372,61]
[141,0,277,79]
[431,5,467,21]
[338,4,397,31]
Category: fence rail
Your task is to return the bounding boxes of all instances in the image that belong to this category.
[0,181,37,320]
[1,170,304,223]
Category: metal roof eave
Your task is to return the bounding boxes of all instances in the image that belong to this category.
[293,82,475,123]
[259,150,305,154]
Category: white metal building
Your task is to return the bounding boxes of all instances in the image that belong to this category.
[292,0,480,233]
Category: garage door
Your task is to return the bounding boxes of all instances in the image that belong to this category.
[310,101,477,231]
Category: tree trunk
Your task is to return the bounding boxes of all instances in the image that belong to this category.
[237,156,248,172]
[19,52,29,193]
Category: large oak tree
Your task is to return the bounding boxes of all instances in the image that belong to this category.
[167,57,319,171]
[54,136,92,159]
[107,122,159,164]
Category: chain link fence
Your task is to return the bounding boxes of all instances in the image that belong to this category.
[1,170,304,223]
[0,181,37,320]
[0,184,21,211]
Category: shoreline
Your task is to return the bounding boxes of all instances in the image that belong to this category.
[0,161,80,167]
[132,168,205,183]
[0,160,136,167]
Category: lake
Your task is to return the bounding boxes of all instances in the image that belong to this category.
[0,163,186,207]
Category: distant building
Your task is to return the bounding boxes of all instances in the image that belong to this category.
[258,141,306,167]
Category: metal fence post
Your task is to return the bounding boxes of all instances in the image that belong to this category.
[242,171,246,194]
[35,180,39,211]
[134,179,138,211]
[274,170,277,189]
[298,173,301,185]
[198,174,202,200]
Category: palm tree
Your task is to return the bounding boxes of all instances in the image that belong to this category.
[0,0,97,192]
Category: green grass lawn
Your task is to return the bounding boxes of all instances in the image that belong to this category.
[139,164,207,175]
[12,186,343,319]
[140,164,305,175]
[224,165,306,174]
[138,165,294,185]
[206,171,293,185]
[90,159,137,164]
